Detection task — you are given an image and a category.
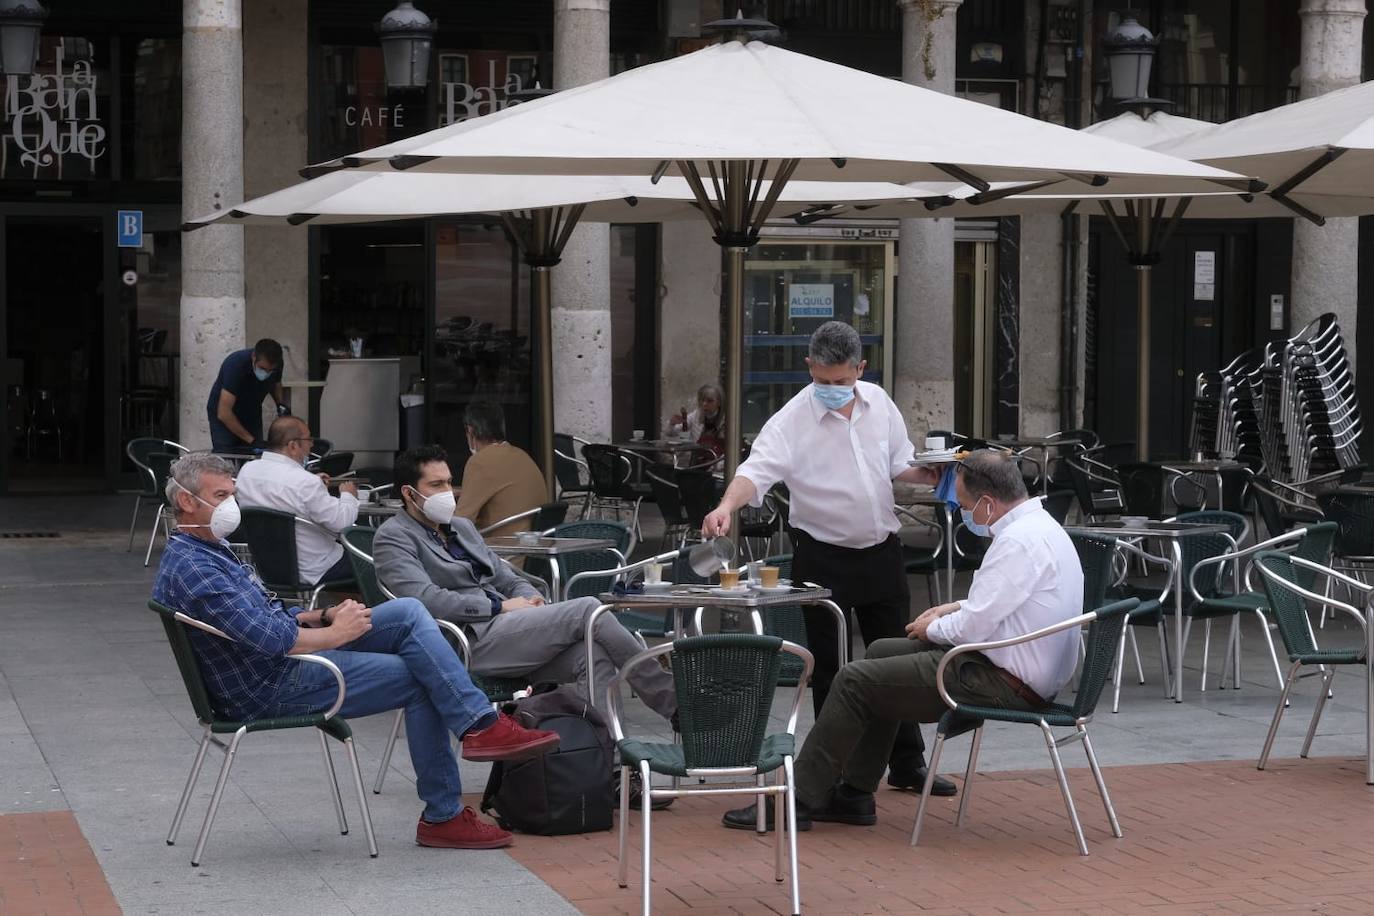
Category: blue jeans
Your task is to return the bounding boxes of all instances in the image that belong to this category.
[265,598,496,824]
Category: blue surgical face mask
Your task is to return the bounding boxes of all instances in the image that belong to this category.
[253,365,272,382]
[812,382,855,411]
[960,496,992,538]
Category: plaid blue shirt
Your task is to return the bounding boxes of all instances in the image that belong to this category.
[152,533,303,721]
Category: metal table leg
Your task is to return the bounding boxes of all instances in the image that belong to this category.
[944,510,955,604]
[551,561,563,603]
[815,598,850,667]
[1366,598,1373,784]
[1173,541,1185,702]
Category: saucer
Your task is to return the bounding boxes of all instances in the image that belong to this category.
[710,585,751,596]
[641,581,674,592]
[750,584,794,594]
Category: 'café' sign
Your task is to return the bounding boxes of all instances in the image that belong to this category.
[4,46,105,176]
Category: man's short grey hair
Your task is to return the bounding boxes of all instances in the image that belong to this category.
[808,321,862,367]
[166,453,236,510]
[958,449,1028,503]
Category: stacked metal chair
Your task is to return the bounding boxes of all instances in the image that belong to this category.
[1274,314,1361,483]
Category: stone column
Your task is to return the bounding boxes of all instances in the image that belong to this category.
[895,0,961,441]
[1292,0,1365,359]
[551,0,613,442]
[180,0,245,449]
[1018,214,1063,436]
[243,0,309,432]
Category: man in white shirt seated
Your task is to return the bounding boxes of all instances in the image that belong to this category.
[234,416,360,586]
[724,449,1084,831]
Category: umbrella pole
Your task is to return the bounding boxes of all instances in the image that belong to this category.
[1135,204,1152,463]
[723,243,746,487]
[533,262,556,501]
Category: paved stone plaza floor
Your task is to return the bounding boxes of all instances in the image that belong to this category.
[0,493,1370,914]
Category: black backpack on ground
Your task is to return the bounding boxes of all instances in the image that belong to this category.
[480,686,615,835]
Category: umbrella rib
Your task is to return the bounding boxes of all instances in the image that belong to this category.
[706,160,726,210]
[1268,193,1326,227]
[749,158,800,235]
[966,178,1063,206]
[1155,197,1192,253]
[1270,148,1346,197]
[1098,200,1136,259]
[678,161,723,236]
[500,212,531,258]
[551,204,587,256]
[745,159,767,222]
[932,163,991,193]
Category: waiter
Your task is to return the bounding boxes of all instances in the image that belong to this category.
[703,320,956,803]
[207,338,285,453]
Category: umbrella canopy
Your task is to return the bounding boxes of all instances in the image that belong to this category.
[308,39,1247,195]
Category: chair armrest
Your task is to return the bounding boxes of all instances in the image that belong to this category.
[562,548,662,598]
[1287,555,1374,596]
[894,504,945,558]
[1186,528,1306,598]
[479,507,540,536]
[1256,560,1368,632]
[433,619,473,667]
[932,599,1138,710]
[604,642,676,742]
[173,611,348,720]
[1112,540,1176,602]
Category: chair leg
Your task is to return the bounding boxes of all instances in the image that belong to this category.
[1231,616,1242,687]
[784,756,801,916]
[1128,627,1144,684]
[1040,722,1088,856]
[1199,619,1211,692]
[1250,610,1286,696]
[373,709,404,794]
[127,495,143,552]
[639,760,653,916]
[616,764,631,888]
[955,725,982,827]
[1258,662,1302,770]
[1112,626,1128,714]
[320,730,348,836]
[773,774,785,883]
[1301,667,1338,759]
[755,774,767,833]
[307,581,330,614]
[910,732,947,846]
[1155,622,1172,697]
[342,737,379,858]
[1080,727,1122,838]
[144,508,162,567]
[191,726,246,867]
[167,727,213,846]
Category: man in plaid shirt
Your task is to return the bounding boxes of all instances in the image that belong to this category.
[152,452,558,850]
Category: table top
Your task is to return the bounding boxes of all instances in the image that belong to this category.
[487,536,617,556]
[614,439,703,453]
[209,452,258,463]
[1066,520,1232,538]
[599,585,833,609]
[1157,459,1246,472]
[357,502,402,516]
[993,437,1081,448]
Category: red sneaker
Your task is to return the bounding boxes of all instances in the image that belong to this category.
[461,712,560,762]
[416,808,512,849]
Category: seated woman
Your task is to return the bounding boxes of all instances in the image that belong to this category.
[666,383,726,459]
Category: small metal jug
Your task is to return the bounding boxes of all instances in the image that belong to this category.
[687,537,736,578]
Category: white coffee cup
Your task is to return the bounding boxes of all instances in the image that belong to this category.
[643,562,663,584]
[925,435,946,450]
[633,429,646,440]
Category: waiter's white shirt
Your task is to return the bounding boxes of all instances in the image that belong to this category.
[926,499,1084,700]
[736,380,914,549]
[234,451,359,585]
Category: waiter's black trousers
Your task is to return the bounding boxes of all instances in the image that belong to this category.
[790,528,928,768]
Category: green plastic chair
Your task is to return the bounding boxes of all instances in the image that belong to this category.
[758,555,809,687]
[1253,552,1369,770]
[148,599,377,866]
[237,507,357,611]
[607,634,814,916]
[1188,522,1338,691]
[340,526,529,794]
[911,598,1138,857]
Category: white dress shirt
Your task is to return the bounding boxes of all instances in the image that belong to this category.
[233,451,359,585]
[736,381,914,549]
[926,499,1084,700]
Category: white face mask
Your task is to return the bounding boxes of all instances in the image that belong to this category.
[409,485,455,526]
[175,483,242,539]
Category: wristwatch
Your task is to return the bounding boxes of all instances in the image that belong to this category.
[319,607,332,627]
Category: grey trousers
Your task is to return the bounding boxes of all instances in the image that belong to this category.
[792,637,1036,808]
[466,597,677,719]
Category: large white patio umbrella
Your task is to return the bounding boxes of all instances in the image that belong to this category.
[299,17,1249,488]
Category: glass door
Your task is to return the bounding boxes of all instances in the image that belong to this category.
[953,240,997,437]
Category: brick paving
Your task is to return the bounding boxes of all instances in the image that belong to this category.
[505,755,1374,914]
[0,812,121,916]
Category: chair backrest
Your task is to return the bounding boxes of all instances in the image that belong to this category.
[581,444,630,497]
[126,438,170,494]
[311,438,334,458]
[1316,489,1374,558]
[1118,463,1172,518]
[1067,598,1137,719]
[1173,509,1247,595]
[310,451,354,478]
[1291,521,1338,590]
[1254,552,1322,658]
[1043,491,1075,524]
[552,433,588,493]
[1069,533,1117,612]
[147,600,218,724]
[535,501,570,531]
[237,507,305,590]
[552,520,632,598]
[1065,457,1102,519]
[146,451,178,502]
[341,526,392,607]
[676,469,721,530]
[758,555,807,683]
[670,634,784,770]
[645,464,687,527]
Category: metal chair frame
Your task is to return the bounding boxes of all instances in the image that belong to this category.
[126,438,188,554]
[476,501,570,536]
[911,602,1136,857]
[605,638,815,916]
[157,608,377,865]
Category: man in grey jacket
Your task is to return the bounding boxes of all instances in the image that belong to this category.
[372,446,676,722]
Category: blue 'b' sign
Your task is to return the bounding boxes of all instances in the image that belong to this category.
[117,210,143,248]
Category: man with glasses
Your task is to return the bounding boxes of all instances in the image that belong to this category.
[703,320,958,829]
[719,448,1084,831]
[235,415,360,587]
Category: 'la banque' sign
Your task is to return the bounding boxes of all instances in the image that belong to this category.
[3,46,106,177]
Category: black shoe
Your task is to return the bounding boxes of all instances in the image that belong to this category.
[809,782,877,826]
[615,770,674,811]
[887,766,958,797]
[721,800,811,832]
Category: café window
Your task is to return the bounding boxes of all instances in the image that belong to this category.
[1,36,112,181]
[127,37,181,181]
[741,239,894,436]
